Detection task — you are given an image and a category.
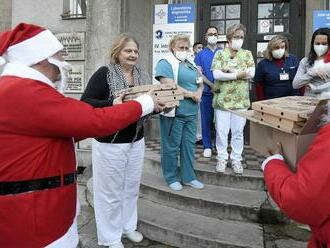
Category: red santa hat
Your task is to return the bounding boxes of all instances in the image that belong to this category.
[0,22,63,66]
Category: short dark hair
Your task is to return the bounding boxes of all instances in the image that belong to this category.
[193,42,203,48]
[205,25,218,34]
[308,27,330,66]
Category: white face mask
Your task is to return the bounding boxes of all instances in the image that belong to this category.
[47,57,72,93]
[174,51,188,61]
[207,36,218,45]
[314,44,329,57]
[231,39,244,50]
[272,48,285,59]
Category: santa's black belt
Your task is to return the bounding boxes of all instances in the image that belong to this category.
[0,172,77,195]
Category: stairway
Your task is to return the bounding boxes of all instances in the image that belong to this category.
[83,141,310,247]
[135,141,309,248]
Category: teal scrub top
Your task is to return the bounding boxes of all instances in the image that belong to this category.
[155,59,198,116]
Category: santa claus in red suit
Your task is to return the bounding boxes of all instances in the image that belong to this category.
[0,23,161,248]
[262,103,330,248]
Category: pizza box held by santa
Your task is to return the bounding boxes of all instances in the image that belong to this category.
[232,96,328,171]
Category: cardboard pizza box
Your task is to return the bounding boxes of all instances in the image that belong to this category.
[233,99,327,171]
[253,110,305,133]
[124,94,183,103]
[116,84,178,95]
[118,84,184,109]
[123,89,183,99]
[252,96,319,121]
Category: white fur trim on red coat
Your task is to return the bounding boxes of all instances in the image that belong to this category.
[1,63,54,88]
[134,94,154,117]
[261,154,284,171]
[0,56,5,66]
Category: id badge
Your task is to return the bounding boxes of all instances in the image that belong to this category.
[280,73,289,81]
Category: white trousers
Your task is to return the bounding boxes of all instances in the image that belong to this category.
[46,201,80,248]
[215,109,246,161]
[92,138,145,246]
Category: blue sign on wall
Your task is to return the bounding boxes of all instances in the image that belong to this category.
[168,3,195,23]
[313,10,330,31]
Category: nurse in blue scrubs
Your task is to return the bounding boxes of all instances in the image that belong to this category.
[155,34,204,191]
[254,35,300,99]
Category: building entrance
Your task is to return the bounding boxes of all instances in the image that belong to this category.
[197,0,306,61]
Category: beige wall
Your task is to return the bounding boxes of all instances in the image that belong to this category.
[0,0,12,32]
[11,0,86,33]
[85,0,122,81]
[122,0,153,74]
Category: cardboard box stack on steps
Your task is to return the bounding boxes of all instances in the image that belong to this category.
[233,96,327,171]
[117,84,184,109]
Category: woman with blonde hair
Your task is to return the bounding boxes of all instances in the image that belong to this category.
[81,33,153,248]
[155,34,204,191]
[254,35,299,100]
[212,23,255,174]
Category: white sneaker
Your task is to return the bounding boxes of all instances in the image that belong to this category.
[169,182,183,191]
[203,148,212,158]
[232,160,243,174]
[109,241,124,248]
[124,230,143,243]
[216,160,227,173]
[184,179,204,189]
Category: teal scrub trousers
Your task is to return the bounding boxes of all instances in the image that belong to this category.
[159,114,197,185]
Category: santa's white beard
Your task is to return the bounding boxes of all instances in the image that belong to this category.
[47,57,71,94]
[53,69,68,93]
[54,79,67,93]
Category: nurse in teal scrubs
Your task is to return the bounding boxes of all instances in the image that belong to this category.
[155,34,204,191]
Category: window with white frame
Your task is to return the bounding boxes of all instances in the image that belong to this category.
[62,0,87,19]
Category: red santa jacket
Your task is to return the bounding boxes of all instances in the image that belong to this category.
[264,124,330,248]
[0,67,145,247]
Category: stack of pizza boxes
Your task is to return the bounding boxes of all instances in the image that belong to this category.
[118,84,183,109]
[235,96,327,171]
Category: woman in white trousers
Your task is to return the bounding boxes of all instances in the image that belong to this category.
[212,24,255,174]
[81,33,154,248]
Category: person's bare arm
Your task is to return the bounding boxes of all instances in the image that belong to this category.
[196,65,214,91]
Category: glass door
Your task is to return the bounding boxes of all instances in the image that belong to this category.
[197,0,248,48]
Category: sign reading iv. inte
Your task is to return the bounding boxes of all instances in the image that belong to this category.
[152,4,195,83]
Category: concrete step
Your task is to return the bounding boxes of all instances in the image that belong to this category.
[85,179,308,246]
[138,198,264,248]
[144,151,265,191]
[141,172,268,223]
